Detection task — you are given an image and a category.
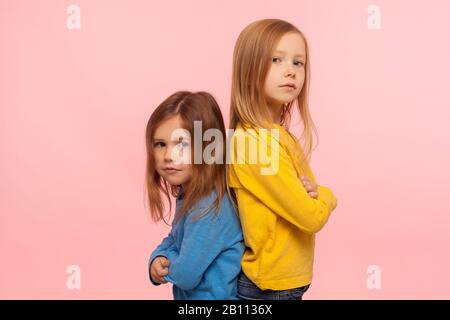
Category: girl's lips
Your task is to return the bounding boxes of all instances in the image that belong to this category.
[280,85,296,91]
[164,168,181,174]
[280,83,296,88]
[164,166,181,170]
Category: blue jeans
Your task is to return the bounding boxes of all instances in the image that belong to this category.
[237,272,310,300]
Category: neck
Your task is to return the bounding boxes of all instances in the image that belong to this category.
[269,104,283,124]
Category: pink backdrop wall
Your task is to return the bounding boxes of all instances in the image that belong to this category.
[1,0,449,299]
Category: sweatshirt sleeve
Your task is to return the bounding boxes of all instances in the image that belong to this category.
[230,129,337,234]
[148,231,177,286]
[162,207,230,291]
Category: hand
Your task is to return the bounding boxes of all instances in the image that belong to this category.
[150,256,171,284]
[300,176,318,199]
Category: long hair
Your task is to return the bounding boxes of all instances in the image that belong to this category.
[230,18,318,165]
[145,91,228,224]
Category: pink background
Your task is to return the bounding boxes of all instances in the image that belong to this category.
[1,0,449,299]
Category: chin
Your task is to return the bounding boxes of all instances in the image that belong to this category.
[276,98,293,105]
[166,176,190,187]
[163,177,181,186]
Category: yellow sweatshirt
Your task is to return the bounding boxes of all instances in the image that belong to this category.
[228,122,337,290]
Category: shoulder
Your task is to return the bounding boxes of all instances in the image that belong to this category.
[186,191,237,223]
[229,123,293,169]
[230,123,286,153]
[231,122,298,146]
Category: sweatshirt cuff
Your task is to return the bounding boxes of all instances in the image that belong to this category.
[317,185,337,210]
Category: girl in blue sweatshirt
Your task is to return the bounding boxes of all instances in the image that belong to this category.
[145,91,244,300]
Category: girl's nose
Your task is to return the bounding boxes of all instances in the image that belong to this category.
[164,146,174,162]
[285,67,296,78]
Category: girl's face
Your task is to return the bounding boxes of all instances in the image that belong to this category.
[152,115,193,188]
[264,32,306,114]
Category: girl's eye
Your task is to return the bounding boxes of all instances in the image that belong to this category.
[272,57,282,63]
[294,60,305,67]
[153,142,165,148]
[179,141,189,148]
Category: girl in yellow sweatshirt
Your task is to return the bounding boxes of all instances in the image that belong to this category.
[228,19,338,300]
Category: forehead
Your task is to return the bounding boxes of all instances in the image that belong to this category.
[153,115,188,139]
[274,32,306,57]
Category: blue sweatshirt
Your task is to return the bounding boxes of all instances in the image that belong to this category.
[148,187,244,300]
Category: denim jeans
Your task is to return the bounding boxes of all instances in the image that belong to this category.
[237,272,310,300]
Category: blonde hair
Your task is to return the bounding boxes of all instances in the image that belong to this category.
[230,18,318,165]
[145,91,229,224]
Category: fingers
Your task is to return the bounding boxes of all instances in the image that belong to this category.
[155,257,168,269]
[159,267,169,277]
[308,191,318,199]
[300,176,317,191]
[151,257,170,284]
[161,258,171,267]
[151,268,168,284]
[301,176,318,199]
[157,267,169,284]
[300,176,311,186]
[152,272,167,283]
[158,275,168,284]
[156,258,170,279]
[150,267,166,284]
